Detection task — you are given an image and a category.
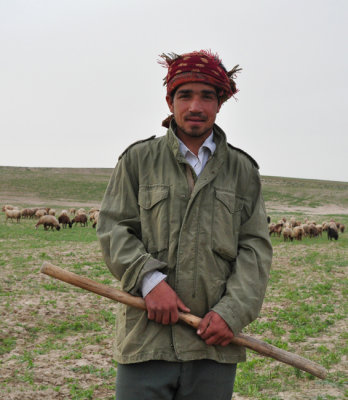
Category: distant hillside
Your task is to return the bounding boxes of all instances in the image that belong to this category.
[1,166,347,214]
[0,166,112,207]
[261,176,348,215]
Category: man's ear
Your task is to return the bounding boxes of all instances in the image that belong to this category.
[166,95,174,113]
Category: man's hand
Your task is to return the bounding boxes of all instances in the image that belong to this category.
[197,311,234,346]
[144,280,190,325]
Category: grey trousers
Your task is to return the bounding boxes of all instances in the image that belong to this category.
[115,360,237,400]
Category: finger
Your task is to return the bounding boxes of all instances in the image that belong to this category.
[204,332,223,346]
[197,314,212,335]
[177,298,190,313]
[170,308,179,324]
[220,338,232,347]
[155,310,164,324]
[200,327,220,341]
[161,310,170,325]
[147,309,155,321]
[198,318,217,339]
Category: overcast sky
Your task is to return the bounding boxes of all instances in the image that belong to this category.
[1,0,347,182]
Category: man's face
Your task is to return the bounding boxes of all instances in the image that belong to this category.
[166,82,221,139]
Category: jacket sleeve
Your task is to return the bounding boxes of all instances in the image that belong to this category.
[96,152,167,295]
[212,166,273,335]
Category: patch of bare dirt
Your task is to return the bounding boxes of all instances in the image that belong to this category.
[266,202,348,215]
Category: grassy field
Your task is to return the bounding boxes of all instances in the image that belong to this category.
[0,167,347,399]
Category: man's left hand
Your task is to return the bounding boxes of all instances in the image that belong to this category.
[197,311,234,346]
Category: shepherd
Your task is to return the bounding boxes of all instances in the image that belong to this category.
[97,50,273,400]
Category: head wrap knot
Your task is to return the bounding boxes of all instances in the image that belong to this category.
[158,50,241,127]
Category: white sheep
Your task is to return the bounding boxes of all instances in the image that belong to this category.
[92,211,99,228]
[282,227,294,242]
[293,226,304,241]
[35,215,61,231]
[35,209,47,218]
[76,208,86,216]
[5,209,21,223]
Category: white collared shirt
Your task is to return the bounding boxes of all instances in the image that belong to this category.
[178,131,216,176]
[141,133,216,298]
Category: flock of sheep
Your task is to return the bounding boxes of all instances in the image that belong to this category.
[268,216,345,242]
[3,204,346,242]
[2,205,100,231]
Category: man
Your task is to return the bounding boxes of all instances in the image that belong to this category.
[97,50,272,399]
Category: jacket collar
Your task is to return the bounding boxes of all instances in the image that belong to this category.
[166,119,228,163]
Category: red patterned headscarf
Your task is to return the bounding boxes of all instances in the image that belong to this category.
[158,50,241,127]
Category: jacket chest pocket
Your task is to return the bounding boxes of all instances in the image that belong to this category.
[138,185,169,253]
[212,189,243,261]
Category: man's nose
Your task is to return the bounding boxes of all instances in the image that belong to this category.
[188,97,203,113]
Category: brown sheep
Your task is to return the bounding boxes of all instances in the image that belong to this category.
[21,208,31,218]
[308,224,319,238]
[35,215,61,231]
[271,223,283,237]
[27,208,37,218]
[71,214,88,227]
[58,214,72,228]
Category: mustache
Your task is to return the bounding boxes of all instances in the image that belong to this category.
[184,113,207,121]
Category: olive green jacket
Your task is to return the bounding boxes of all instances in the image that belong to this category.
[97,122,272,364]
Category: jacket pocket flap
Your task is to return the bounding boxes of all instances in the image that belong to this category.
[215,189,242,214]
[138,186,169,210]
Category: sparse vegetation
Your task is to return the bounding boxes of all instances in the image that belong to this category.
[0,167,347,399]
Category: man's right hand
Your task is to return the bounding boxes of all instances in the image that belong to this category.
[144,280,190,325]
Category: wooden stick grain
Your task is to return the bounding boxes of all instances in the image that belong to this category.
[40,262,327,380]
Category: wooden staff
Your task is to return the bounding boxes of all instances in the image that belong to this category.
[40,262,327,380]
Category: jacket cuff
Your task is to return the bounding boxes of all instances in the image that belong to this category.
[141,270,167,297]
[121,254,167,296]
[211,300,244,336]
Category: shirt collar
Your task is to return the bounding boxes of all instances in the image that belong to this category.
[178,131,216,157]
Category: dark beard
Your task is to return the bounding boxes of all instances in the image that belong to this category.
[176,123,214,139]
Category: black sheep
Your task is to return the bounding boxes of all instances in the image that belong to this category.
[327,227,338,240]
